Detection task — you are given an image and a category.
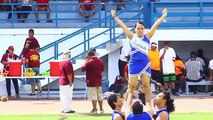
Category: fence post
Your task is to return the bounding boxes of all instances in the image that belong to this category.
[87,29,90,49]
[55,3,58,27]
[200,1,203,28]
[54,44,58,60]
[143,1,151,28]
[84,30,86,52]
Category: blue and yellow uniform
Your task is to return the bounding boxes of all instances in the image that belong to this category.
[129,34,151,76]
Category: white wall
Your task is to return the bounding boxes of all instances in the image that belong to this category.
[0,28,124,70]
[108,49,120,86]
[1,28,213,85]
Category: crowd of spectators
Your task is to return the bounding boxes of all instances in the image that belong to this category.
[0,0,128,23]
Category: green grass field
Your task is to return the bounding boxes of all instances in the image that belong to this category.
[0,113,213,120]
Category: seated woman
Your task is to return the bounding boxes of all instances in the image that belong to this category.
[79,0,96,22]
[35,0,52,23]
[19,0,33,23]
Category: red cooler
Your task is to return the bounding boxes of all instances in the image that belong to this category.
[50,61,60,76]
[9,61,22,76]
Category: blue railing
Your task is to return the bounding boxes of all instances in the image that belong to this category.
[149,1,213,28]
[0,1,139,28]
[1,1,213,28]
[38,2,143,72]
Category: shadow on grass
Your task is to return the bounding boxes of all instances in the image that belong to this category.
[57,112,111,119]
[79,113,111,116]
[57,113,111,120]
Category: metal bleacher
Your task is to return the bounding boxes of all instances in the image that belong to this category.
[0,0,213,28]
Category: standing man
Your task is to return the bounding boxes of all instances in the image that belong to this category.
[148,42,162,93]
[82,49,104,113]
[118,39,131,81]
[1,46,20,98]
[59,50,75,113]
[160,42,179,96]
[20,29,40,58]
[25,44,42,95]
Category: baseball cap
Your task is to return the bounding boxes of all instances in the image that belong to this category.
[63,49,71,55]
[7,46,14,51]
[151,42,158,47]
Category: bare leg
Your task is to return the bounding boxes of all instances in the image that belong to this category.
[92,100,97,110]
[98,100,103,111]
[140,74,152,102]
[31,84,36,94]
[125,76,138,101]
[164,82,169,91]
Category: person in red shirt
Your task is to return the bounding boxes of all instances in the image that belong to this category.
[115,0,126,10]
[0,0,4,11]
[79,0,96,22]
[25,44,42,95]
[82,49,104,113]
[20,29,40,58]
[35,0,53,23]
[59,50,75,113]
[1,46,20,98]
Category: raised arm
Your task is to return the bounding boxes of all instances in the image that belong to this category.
[146,8,167,39]
[125,93,133,119]
[111,10,134,40]
[144,90,154,116]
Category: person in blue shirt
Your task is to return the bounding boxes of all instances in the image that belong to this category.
[108,94,125,120]
[153,91,175,120]
[111,8,167,103]
[125,92,153,120]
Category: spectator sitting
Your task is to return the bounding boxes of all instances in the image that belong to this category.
[0,0,5,11]
[174,55,185,94]
[197,49,209,78]
[185,51,204,94]
[208,59,213,96]
[101,0,107,11]
[19,0,33,23]
[79,0,96,22]
[35,0,53,23]
[115,0,126,11]
[4,0,21,22]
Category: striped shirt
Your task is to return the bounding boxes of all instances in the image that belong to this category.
[185,58,202,81]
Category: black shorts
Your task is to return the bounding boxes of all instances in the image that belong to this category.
[151,69,163,84]
[176,74,183,81]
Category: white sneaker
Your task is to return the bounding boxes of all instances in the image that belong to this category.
[178,89,183,94]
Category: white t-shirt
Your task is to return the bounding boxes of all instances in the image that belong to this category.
[119,39,131,62]
[209,59,213,69]
[160,47,176,74]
